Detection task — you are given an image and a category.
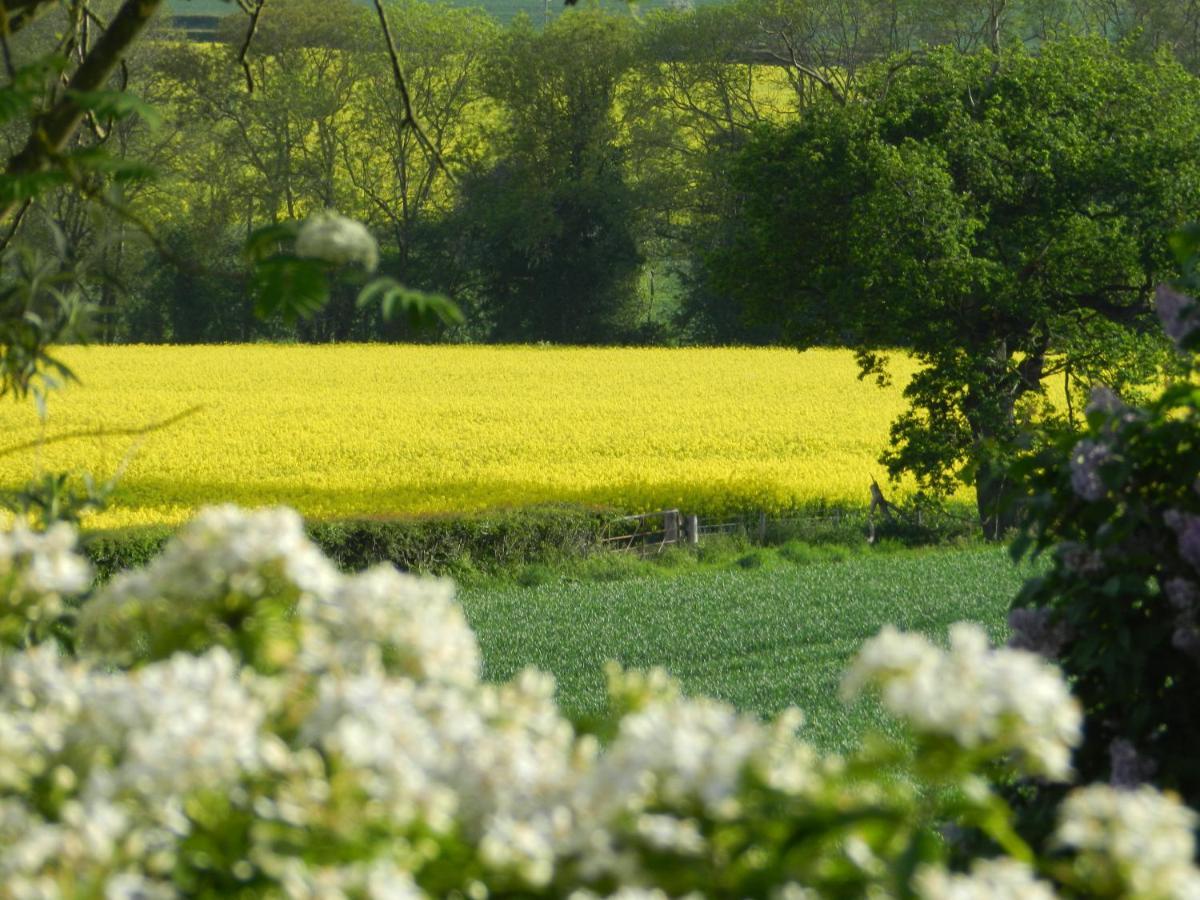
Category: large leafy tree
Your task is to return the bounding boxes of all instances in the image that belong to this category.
[712,39,1200,536]
[454,9,645,344]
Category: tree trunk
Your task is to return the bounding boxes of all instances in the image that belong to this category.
[974,454,1017,541]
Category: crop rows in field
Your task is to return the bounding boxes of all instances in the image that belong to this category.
[460,547,1027,750]
[0,345,924,529]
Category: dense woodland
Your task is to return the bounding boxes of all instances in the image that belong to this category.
[6,0,1200,348]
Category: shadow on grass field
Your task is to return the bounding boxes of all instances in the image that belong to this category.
[459,545,1037,752]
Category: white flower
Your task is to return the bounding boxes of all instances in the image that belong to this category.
[1156,284,1200,347]
[104,872,177,899]
[772,886,820,900]
[81,648,269,811]
[633,814,706,855]
[583,692,765,818]
[0,521,92,637]
[295,211,379,272]
[79,505,340,664]
[1055,785,1200,899]
[914,858,1059,899]
[842,623,1082,779]
[567,891,680,900]
[300,565,479,685]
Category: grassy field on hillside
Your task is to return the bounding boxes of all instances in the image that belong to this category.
[459,546,1029,752]
[0,346,928,529]
[165,0,728,26]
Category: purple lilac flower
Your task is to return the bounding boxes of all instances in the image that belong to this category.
[1109,738,1158,788]
[1070,440,1112,502]
[1164,578,1199,613]
[1057,541,1105,577]
[1156,284,1200,347]
[1007,607,1073,660]
[1164,510,1200,572]
[1085,385,1125,418]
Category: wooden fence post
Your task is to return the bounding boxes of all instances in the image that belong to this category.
[685,514,699,546]
[664,510,680,545]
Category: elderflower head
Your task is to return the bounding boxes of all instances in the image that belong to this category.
[842,623,1082,779]
[1055,785,1200,899]
[584,691,767,819]
[300,564,480,685]
[79,505,340,667]
[914,858,1059,900]
[0,646,271,887]
[0,521,91,644]
[296,211,379,272]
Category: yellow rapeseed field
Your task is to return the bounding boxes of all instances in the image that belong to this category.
[0,346,923,529]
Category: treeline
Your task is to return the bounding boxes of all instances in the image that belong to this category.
[8,0,1200,345]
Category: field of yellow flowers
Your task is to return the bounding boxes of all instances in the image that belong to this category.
[0,346,923,529]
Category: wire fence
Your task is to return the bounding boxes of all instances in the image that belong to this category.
[596,490,979,556]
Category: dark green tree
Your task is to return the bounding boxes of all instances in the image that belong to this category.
[711,40,1200,536]
[454,10,644,344]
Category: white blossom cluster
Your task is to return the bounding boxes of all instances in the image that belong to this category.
[0,521,91,642]
[0,507,823,896]
[914,859,1058,900]
[78,505,340,665]
[1055,785,1200,899]
[0,507,1196,898]
[295,211,379,272]
[841,623,1083,779]
[0,645,269,895]
[299,564,479,685]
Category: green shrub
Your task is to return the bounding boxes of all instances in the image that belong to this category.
[83,505,614,582]
[1013,281,1200,808]
[735,548,768,569]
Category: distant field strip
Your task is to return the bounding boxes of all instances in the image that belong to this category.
[0,346,922,529]
[461,548,1024,751]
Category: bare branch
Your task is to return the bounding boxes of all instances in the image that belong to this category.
[0,198,30,252]
[238,0,266,93]
[0,18,15,78]
[370,0,456,185]
[64,169,203,276]
[0,405,205,462]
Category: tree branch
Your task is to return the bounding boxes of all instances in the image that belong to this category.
[0,0,62,36]
[0,0,166,225]
[238,0,266,93]
[0,405,204,462]
[370,0,456,185]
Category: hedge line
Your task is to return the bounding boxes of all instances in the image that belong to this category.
[80,505,620,582]
[78,503,979,583]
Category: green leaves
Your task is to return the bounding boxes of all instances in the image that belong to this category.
[718,39,1200,528]
[244,221,302,263]
[251,257,330,322]
[246,219,462,327]
[0,243,87,405]
[0,55,66,125]
[356,277,464,327]
[0,170,68,205]
[246,220,327,321]
[66,88,163,131]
